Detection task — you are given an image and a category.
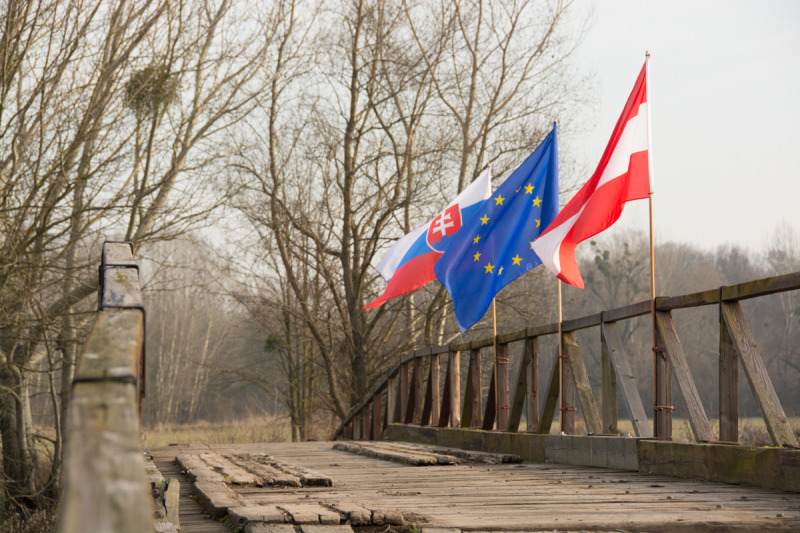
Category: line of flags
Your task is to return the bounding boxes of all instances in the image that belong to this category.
[366,59,652,332]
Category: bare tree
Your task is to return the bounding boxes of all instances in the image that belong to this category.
[0,0,269,507]
[229,0,590,425]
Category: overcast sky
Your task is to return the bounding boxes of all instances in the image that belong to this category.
[567,0,800,253]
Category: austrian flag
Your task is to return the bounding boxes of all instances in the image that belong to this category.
[532,60,652,288]
[365,169,491,309]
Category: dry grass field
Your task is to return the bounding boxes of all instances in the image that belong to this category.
[143,415,800,447]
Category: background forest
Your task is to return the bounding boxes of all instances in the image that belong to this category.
[0,0,798,528]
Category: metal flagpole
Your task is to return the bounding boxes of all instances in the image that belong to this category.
[492,298,498,429]
[557,279,564,429]
[645,51,659,435]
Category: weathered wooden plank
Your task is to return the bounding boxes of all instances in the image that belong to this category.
[193,481,240,519]
[386,376,397,426]
[721,271,800,302]
[362,400,371,440]
[524,336,539,433]
[372,392,382,439]
[654,319,673,440]
[560,349,576,435]
[657,289,721,311]
[602,299,652,323]
[300,525,355,533]
[101,266,143,309]
[719,314,739,442]
[601,322,652,438]
[721,301,798,446]
[228,505,287,529]
[201,452,258,484]
[655,311,714,443]
[562,332,602,435]
[163,478,180,530]
[59,381,152,533]
[421,361,434,426]
[231,454,300,487]
[245,524,296,533]
[327,502,371,525]
[399,361,409,423]
[412,356,425,425]
[466,348,482,428]
[102,241,136,265]
[537,346,560,434]
[448,351,461,428]
[74,309,142,382]
[430,353,440,426]
[561,312,602,332]
[281,503,341,525]
[460,352,473,428]
[495,343,510,431]
[437,357,452,428]
[508,340,529,433]
[176,454,227,483]
[601,323,618,434]
[481,364,496,431]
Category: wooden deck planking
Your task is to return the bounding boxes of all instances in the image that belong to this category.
[153,448,234,532]
[154,441,800,531]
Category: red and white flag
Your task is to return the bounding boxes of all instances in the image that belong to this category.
[532,60,651,288]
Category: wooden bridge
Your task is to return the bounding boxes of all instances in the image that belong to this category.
[57,242,800,532]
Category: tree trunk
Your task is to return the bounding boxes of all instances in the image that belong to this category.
[0,367,39,505]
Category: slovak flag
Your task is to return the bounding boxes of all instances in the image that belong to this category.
[532,60,651,288]
[365,168,492,309]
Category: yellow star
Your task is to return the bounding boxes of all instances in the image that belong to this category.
[494,194,505,206]
[473,235,481,244]
[473,251,481,262]
[532,196,542,207]
[512,255,522,265]
[515,187,521,194]
[498,266,504,275]
[525,183,534,194]
[480,214,490,225]
[536,219,541,227]
[484,262,495,274]
[530,241,535,250]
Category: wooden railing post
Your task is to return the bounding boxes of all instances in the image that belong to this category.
[601,321,618,434]
[560,332,576,434]
[429,353,440,426]
[386,376,397,425]
[719,313,739,442]
[525,337,539,432]
[59,242,152,533]
[372,392,383,439]
[448,350,461,428]
[363,400,372,440]
[464,348,482,428]
[654,322,673,440]
[399,361,409,423]
[721,301,798,447]
[412,355,425,424]
[495,342,510,431]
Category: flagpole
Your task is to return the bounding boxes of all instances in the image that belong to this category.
[492,298,498,429]
[557,279,564,430]
[645,51,659,433]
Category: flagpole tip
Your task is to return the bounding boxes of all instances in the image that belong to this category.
[645,50,651,58]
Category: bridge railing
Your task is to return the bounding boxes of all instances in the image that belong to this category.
[333,271,800,447]
[58,242,152,533]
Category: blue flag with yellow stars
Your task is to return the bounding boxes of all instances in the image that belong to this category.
[435,123,559,331]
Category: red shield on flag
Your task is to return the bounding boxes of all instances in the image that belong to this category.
[426,204,462,251]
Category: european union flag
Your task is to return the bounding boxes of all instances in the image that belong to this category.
[435,124,559,331]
